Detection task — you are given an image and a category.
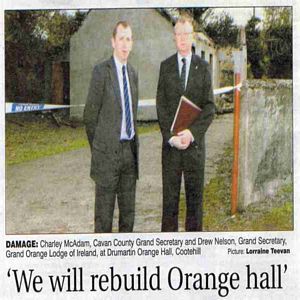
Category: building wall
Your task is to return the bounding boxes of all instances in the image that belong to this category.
[70,8,219,119]
[70,9,175,118]
[194,42,217,84]
[238,80,292,208]
[194,32,219,88]
[217,47,235,87]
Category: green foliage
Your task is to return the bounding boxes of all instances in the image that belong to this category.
[179,145,293,231]
[262,7,292,79]
[137,122,159,135]
[5,11,47,102]
[6,119,88,165]
[35,10,87,58]
[264,7,292,27]
[246,7,292,79]
[179,8,208,20]
[263,23,292,78]
[250,201,293,231]
[5,10,88,102]
[245,16,265,78]
[177,8,209,31]
[204,12,239,47]
[6,118,159,165]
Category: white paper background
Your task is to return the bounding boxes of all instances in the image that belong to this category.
[1,0,299,299]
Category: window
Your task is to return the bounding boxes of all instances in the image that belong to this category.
[192,45,196,54]
[201,50,205,60]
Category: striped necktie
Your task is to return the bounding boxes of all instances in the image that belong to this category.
[180,57,186,90]
[122,65,132,138]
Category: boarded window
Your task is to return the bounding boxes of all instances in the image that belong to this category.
[201,50,205,60]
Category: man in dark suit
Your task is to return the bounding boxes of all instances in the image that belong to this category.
[156,16,215,232]
[84,21,139,233]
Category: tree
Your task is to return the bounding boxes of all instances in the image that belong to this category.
[35,10,87,58]
[262,7,292,78]
[5,11,47,102]
[203,12,239,47]
[177,8,210,31]
[5,10,87,102]
[245,16,265,78]
[160,8,238,47]
[245,7,292,79]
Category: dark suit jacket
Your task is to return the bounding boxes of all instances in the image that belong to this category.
[156,53,215,149]
[84,57,139,183]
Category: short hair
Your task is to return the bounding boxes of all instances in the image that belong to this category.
[174,16,194,32]
[112,21,131,38]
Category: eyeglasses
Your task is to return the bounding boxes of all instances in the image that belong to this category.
[175,32,193,37]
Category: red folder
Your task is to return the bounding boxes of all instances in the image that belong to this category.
[170,96,202,135]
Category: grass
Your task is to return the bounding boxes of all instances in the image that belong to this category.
[6,117,159,165]
[6,116,293,231]
[179,146,293,231]
[137,121,159,135]
[6,120,88,165]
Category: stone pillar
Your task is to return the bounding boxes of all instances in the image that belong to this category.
[238,80,292,208]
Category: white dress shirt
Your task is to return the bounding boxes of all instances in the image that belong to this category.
[169,52,194,147]
[114,56,135,140]
[177,52,192,90]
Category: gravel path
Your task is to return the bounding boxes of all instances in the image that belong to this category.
[6,113,233,234]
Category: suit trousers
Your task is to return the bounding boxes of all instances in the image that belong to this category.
[161,141,205,232]
[95,140,136,233]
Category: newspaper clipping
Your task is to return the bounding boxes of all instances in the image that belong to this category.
[1,0,299,299]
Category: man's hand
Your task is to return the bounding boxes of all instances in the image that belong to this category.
[177,129,194,147]
[169,136,189,150]
[169,129,194,150]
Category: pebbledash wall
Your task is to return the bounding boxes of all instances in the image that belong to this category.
[69,9,220,119]
[70,9,174,119]
[238,79,292,208]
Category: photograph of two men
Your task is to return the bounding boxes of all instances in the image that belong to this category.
[5,7,293,234]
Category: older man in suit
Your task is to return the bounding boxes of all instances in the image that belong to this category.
[156,16,215,232]
[84,21,139,233]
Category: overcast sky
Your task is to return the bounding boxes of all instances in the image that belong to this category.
[207,7,264,26]
[66,7,265,26]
